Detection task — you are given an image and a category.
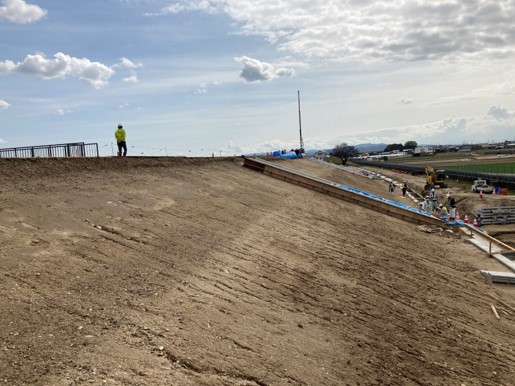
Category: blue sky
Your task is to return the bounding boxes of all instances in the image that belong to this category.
[1,0,515,156]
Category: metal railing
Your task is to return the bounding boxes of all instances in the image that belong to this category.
[0,142,99,158]
[352,159,515,190]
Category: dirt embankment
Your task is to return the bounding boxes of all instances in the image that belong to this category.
[1,157,514,386]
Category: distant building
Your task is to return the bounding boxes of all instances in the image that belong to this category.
[314,150,328,160]
[413,147,434,156]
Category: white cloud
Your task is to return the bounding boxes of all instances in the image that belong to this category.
[197,83,207,94]
[56,108,73,115]
[0,99,10,109]
[114,57,143,69]
[398,98,414,105]
[0,52,114,88]
[197,1,515,63]
[487,105,512,120]
[0,0,46,23]
[342,105,515,145]
[111,58,143,83]
[259,139,302,153]
[145,0,221,16]
[234,56,295,82]
[123,74,139,83]
[0,60,16,72]
[114,58,141,84]
[223,140,243,154]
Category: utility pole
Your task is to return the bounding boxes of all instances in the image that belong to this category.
[298,90,304,153]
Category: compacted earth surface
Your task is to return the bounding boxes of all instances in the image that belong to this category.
[1,156,514,386]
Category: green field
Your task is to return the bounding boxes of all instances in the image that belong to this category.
[439,162,515,174]
[376,151,515,174]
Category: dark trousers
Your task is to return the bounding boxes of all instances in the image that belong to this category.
[117,141,127,156]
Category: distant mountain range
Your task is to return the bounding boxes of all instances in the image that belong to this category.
[354,143,388,152]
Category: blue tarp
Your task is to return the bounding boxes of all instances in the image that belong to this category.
[337,183,434,218]
[337,182,486,229]
[280,153,301,159]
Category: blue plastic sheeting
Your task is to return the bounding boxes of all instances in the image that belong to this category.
[272,150,282,156]
[337,183,438,219]
[280,153,301,159]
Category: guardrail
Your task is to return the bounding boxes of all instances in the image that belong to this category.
[0,142,99,158]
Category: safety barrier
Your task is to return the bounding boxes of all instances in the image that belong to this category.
[0,142,99,158]
[353,159,515,189]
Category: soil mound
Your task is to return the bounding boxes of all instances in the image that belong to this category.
[1,157,514,385]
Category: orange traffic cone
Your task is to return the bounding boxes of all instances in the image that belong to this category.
[473,217,479,227]
[480,190,484,199]
[464,214,469,224]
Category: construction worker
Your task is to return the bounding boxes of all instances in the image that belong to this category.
[115,124,127,156]
[388,181,395,193]
[429,188,438,211]
[402,181,408,197]
[448,195,457,221]
[439,204,449,221]
[422,196,431,212]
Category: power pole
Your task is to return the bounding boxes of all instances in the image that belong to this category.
[298,90,304,153]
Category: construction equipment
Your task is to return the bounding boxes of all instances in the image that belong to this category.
[424,166,447,190]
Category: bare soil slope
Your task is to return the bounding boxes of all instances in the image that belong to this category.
[1,157,514,386]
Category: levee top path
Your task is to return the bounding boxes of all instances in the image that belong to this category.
[0,157,514,386]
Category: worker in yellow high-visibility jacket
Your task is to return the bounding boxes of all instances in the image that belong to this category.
[114,124,127,156]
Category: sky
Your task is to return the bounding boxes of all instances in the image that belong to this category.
[1,0,515,157]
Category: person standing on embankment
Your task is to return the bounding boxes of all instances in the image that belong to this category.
[115,124,127,156]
